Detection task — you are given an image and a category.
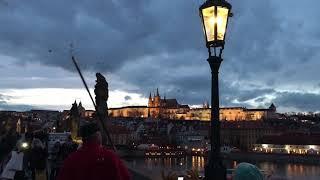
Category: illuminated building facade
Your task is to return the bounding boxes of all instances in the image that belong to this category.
[108,89,190,119]
[221,121,274,150]
[108,90,277,121]
[184,104,277,121]
[253,133,320,155]
[147,88,190,119]
[108,106,148,118]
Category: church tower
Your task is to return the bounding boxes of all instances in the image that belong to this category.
[154,88,161,107]
[203,100,209,109]
[266,103,277,120]
[68,100,80,139]
[269,103,276,112]
[148,92,153,107]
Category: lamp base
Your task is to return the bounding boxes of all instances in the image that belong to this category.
[204,153,226,180]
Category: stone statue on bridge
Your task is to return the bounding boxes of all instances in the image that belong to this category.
[94,73,109,117]
[94,73,110,145]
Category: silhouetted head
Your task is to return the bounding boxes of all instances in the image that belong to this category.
[32,138,44,149]
[96,73,106,82]
[80,122,102,145]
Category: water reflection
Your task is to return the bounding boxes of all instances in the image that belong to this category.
[128,156,320,179]
[233,161,237,168]
[282,163,320,179]
[191,156,205,172]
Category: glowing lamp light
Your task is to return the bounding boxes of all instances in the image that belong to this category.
[21,142,28,149]
[199,0,232,48]
[285,145,290,152]
[309,145,316,149]
[262,144,268,149]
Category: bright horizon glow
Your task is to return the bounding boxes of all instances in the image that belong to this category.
[0,88,311,113]
[0,88,148,111]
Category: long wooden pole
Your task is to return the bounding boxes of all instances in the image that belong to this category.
[71,56,117,152]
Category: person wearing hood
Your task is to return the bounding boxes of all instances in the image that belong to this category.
[57,122,131,180]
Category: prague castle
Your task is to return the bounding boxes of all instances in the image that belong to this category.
[108,89,277,121]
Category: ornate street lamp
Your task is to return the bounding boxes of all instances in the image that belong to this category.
[199,0,232,179]
[200,0,232,49]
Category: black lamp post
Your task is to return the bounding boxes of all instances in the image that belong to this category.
[199,0,232,179]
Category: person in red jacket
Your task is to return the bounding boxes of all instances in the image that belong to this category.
[57,122,131,180]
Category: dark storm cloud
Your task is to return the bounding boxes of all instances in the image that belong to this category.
[105,0,301,105]
[0,0,320,111]
[0,0,201,72]
[274,92,320,112]
[230,88,275,102]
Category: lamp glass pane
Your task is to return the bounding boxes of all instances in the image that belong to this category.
[217,6,229,40]
[202,6,215,42]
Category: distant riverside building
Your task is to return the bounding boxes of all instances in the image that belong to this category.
[221,121,274,151]
[184,104,277,121]
[108,89,277,121]
[107,125,133,145]
[66,90,277,121]
[29,109,60,121]
[253,133,320,155]
[108,106,148,118]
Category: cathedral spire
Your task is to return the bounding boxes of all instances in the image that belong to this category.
[156,88,159,97]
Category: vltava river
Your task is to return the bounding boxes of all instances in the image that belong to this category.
[126,156,320,180]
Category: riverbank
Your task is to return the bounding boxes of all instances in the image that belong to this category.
[223,152,320,165]
[123,149,320,165]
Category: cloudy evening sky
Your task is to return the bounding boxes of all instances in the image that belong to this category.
[0,0,320,112]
